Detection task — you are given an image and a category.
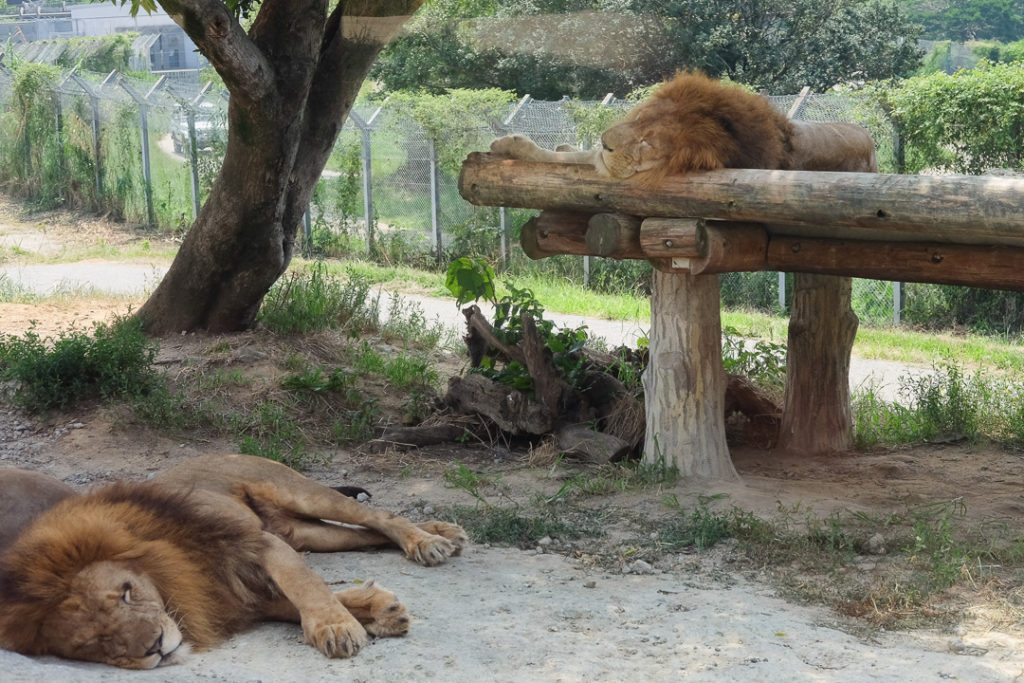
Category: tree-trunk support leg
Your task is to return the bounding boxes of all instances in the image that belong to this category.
[778,273,859,454]
[643,269,737,480]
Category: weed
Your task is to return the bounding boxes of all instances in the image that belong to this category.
[546,458,679,503]
[279,363,380,444]
[443,461,494,507]
[258,262,379,335]
[236,400,319,469]
[722,325,787,393]
[441,505,597,548]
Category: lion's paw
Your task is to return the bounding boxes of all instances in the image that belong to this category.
[336,582,410,638]
[302,610,369,659]
[490,134,542,159]
[404,529,456,567]
[417,521,469,556]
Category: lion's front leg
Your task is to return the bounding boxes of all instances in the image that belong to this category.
[260,533,368,658]
[490,134,601,167]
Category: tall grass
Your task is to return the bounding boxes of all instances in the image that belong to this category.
[852,361,1024,449]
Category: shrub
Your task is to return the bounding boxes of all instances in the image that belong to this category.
[0,317,161,412]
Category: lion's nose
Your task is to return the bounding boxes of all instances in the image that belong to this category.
[146,631,164,656]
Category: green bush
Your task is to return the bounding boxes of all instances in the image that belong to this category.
[882,61,1024,174]
[0,317,161,412]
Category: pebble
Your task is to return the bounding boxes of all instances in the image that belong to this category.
[628,560,655,575]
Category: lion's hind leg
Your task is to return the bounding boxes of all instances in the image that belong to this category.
[336,581,410,638]
[243,482,462,567]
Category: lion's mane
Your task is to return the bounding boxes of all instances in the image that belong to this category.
[620,72,794,183]
[0,483,279,655]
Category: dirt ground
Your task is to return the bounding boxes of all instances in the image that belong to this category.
[2,206,1024,680]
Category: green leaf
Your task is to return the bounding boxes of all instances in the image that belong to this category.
[445,257,496,307]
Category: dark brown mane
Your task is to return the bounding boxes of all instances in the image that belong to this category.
[0,482,278,652]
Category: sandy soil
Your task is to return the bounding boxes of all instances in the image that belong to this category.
[1,205,1024,681]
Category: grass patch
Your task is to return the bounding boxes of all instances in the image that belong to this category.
[258,261,380,335]
[627,495,1024,628]
[545,458,680,503]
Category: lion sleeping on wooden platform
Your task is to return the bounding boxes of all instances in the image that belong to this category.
[491,71,877,179]
[0,454,467,669]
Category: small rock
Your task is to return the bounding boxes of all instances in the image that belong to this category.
[583,581,597,589]
[423,504,435,515]
[537,536,553,547]
[356,492,370,503]
[867,533,887,555]
[628,560,655,575]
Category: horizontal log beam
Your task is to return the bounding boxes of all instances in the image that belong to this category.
[767,237,1024,291]
[520,211,591,259]
[460,153,1024,248]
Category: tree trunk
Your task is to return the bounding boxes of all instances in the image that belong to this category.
[137,1,423,334]
[643,270,736,480]
[778,273,859,454]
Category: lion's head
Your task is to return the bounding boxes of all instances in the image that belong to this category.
[34,561,186,669]
[595,71,793,183]
[0,482,272,669]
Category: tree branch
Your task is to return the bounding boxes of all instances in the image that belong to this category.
[247,0,327,102]
[158,0,272,101]
[281,0,424,233]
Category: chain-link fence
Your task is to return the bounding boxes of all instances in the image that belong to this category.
[0,63,903,323]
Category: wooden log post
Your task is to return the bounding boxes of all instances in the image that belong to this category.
[644,269,737,480]
[778,273,858,454]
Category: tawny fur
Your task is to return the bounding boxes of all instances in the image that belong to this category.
[0,483,275,654]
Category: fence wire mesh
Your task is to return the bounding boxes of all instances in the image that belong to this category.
[0,65,903,322]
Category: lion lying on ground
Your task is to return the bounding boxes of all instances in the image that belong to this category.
[0,454,467,669]
[491,71,877,179]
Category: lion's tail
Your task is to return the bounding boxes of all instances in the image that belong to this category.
[332,486,371,500]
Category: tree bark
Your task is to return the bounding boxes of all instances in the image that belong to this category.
[778,273,859,454]
[643,270,736,480]
[137,0,424,333]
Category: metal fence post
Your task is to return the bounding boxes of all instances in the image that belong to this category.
[118,75,159,228]
[499,206,510,270]
[778,272,786,310]
[349,109,377,253]
[69,74,103,202]
[497,95,532,268]
[184,83,213,219]
[52,90,64,187]
[428,137,442,262]
[893,281,904,325]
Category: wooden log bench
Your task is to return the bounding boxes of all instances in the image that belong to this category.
[459,153,1024,478]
